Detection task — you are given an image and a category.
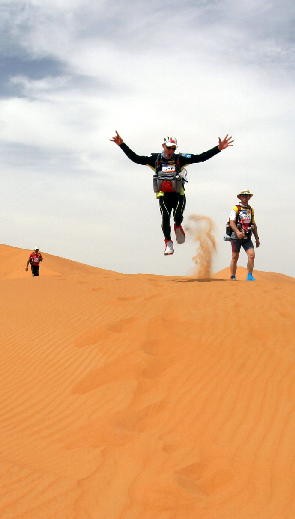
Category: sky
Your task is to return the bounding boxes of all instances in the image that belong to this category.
[0,0,294,276]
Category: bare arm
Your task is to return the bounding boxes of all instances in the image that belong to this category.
[252,223,260,247]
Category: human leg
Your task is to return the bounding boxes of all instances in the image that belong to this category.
[246,248,255,280]
[230,240,241,278]
[230,253,239,278]
[159,196,173,240]
[173,194,186,244]
[173,194,186,226]
[242,240,255,280]
[243,242,255,272]
[158,195,175,254]
[246,248,255,273]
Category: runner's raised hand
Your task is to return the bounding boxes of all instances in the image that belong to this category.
[218,134,234,150]
[110,131,123,146]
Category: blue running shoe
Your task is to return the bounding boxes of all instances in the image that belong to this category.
[247,273,256,281]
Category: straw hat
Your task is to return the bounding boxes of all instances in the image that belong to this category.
[237,189,253,199]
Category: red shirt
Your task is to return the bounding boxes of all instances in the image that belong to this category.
[29,252,43,265]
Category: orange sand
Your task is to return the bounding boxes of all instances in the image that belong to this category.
[0,244,294,519]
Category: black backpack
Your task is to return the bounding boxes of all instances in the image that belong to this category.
[153,154,185,193]
[225,204,254,236]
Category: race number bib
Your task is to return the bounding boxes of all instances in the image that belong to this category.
[239,209,252,232]
[161,165,176,176]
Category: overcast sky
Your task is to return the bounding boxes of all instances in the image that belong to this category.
[1,0,294,276]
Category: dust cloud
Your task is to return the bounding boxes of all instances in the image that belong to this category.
[186,214,216,279]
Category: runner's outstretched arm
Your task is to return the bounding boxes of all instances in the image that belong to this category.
[110,132,234,150]
[110,131,154,167]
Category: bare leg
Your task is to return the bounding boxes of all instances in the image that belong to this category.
[246,248,255,274]
[230,252,239,277]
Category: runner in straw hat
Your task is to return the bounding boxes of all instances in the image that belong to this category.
[227,190,260,281]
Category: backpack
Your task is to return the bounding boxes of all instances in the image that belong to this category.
[152,154,186,193]
[225,204,254,237]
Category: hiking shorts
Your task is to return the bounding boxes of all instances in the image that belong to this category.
[231,238,254,253]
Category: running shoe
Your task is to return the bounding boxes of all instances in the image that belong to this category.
[247,273,256,281]
[164,240,174,255]
[230,275,236,280]
[174,224,185,244]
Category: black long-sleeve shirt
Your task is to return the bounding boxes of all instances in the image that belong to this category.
[119,142,221,170]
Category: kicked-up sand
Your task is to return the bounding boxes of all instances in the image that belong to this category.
[0,244,294,519]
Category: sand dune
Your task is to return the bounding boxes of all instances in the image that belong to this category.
[0,244,294,519]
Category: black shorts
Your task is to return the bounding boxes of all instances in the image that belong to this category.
[231,238,254,253]
[31,265,40,276]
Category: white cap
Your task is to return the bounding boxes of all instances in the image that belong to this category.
[163,136,177,148]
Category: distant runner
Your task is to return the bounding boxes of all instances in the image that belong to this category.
[25,248,43,277]
[226,190,260,281]
[111,132,233,255]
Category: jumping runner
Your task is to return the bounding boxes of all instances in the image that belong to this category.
[111,131,233,255]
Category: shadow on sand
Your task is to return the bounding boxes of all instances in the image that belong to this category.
[174,277,227,283]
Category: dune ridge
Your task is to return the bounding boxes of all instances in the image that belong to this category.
[0,244,294,519]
